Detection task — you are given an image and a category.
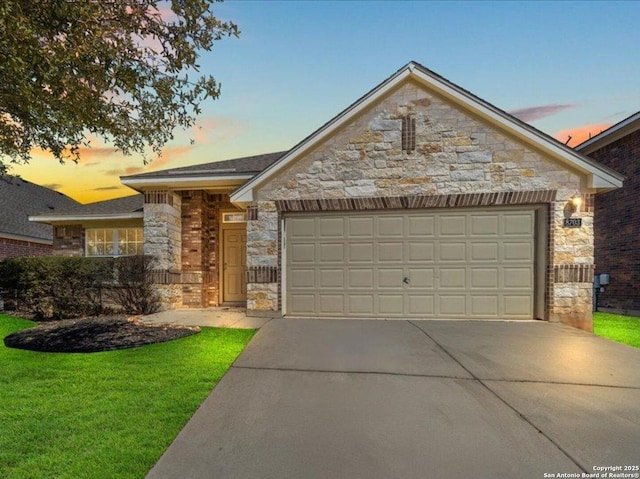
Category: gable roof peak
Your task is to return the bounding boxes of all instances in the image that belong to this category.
[229,62,623,204]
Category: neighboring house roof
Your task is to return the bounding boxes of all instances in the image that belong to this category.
[231,61,624,204]
[576,111,640,154]
[29,194,144,224]
[0,176,80,243]
[120,152,286,190]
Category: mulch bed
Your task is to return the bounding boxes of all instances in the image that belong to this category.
[3,316,200,353]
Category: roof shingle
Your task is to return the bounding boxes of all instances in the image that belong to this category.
[0,176,80,241]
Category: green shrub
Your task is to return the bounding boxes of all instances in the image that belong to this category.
[111,255,161,315]
[0,255,160,319]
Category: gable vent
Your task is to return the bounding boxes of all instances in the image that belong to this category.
[402,116,416,153]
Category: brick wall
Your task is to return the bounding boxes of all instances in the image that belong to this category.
[588,128,640,310]
[0,237,52,259]
[52,225,84,256]
[181,191,236,307]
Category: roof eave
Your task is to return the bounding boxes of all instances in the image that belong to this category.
[577,111,640,154]
[121,174,254,192]
[0,231,52,245]
[29,212,144,224]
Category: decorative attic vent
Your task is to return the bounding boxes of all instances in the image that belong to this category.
[402,115,416,153]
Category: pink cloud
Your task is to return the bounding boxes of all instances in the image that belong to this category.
[554,123,612,148]
[192,116,248,144]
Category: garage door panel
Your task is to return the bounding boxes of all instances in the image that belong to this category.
[471,242,499,261]
[471,215,499,236]
[290,294,316,315]
[408,242,434,262]
[348,217,374,237]
[319,269,344,288]
[407,268,434,288]
[440,215,467,236]
[319,295,345,315]
[378,242,403,262]
[503,242,533,261]
[318,217,345,237]
[408,295,435,315]
[408,216,435,236]
[291,218,316,238]
[348,295,374,314]
[378,268,403,288]
[471,295,499,316]
[439,295,467,316]
[378,295,404,315]
[349,243,374,262]
[291,244,315,263]
[439,268,466,289]
[470,268,499,289]
[503,267,533,289]
[439,243,466,262]
[378,216,404,237]
[503,214,533,235]
[504,296,532,317]
[319,243,344,262]
[348,269,374,289]
[286,210,535,319]
[290,269,316,288]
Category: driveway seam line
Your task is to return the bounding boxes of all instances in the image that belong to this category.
[407,320,588,474]
[231,365,473,380]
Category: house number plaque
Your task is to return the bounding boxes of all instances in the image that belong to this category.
[563,218,582,228]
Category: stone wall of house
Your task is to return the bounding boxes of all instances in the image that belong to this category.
[181,192,237,307]
[0,236,52,259]
[246,201,279,312]
[144,191,182,309]
[249,80,595,329]
[52,225,84,256]
[586,128,640,311]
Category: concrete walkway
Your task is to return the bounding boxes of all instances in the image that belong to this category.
[147,319,640,479]
[140,307,271,329]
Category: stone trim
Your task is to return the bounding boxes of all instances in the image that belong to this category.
[275,190,557,212]
[554,264,595,284]
[247,205,259,220]
[144,190,174,206]
[246,266,279,284]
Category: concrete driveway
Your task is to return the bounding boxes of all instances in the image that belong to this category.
[147,319,640,479]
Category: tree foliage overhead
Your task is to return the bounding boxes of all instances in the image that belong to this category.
[0,0,238,174]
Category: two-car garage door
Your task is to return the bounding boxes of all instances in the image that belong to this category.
[285,209,535,319]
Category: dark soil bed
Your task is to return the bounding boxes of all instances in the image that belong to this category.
[3,316,200,353]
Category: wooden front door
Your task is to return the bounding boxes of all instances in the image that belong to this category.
[223,228,247,303]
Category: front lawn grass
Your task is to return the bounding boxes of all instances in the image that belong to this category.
[0,314,255,479]
[593,312,640,348]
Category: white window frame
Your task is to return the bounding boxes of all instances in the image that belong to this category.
[85,228,143,257]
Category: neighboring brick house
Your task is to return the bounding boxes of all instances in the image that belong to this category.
[576,111,640,313]
[32,62,624,331]
[0,176,80,259]
[30,194,144,257]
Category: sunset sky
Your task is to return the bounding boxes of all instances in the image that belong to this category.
[10,0,640,204]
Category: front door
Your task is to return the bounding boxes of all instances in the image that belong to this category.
[223,228,247,303]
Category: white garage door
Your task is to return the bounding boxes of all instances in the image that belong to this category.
[285,209,535,319]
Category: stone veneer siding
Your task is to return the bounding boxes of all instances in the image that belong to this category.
[0,237,52,259]
[248,80,595,330]
[586,128,640,311]
[144,190,182,309]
